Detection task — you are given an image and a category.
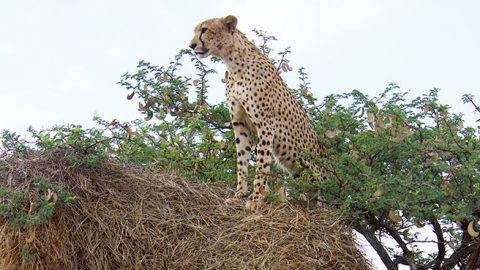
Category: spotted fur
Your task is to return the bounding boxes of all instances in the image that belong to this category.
[190,15,326,210]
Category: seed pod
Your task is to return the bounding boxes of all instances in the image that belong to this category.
[144,111,153,121]
[286,63,293,71]
[391,125,397,137]
[467,221,479,238]
[414,220,425,228]
[358,107,365,118]
[276,187,287,202]
[376,117,384,129]
[369,185,385,202]
[138,102,147,112]
[325,129,341,138]
[156,109,166,120]
[388,209,402,223]
[110,119,119,126]
[26,230,36,244]
[161,72,168,82]
[127,127,135,137]
[367,112,375,129]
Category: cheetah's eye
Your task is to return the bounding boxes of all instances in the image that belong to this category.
[200,27,207,34]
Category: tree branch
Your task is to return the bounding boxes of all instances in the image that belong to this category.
[353,224,397,270]
[465,242,480,270]
[440,238,477,270]
[429,217,446,270]
[463,95,480,114]
[465,243,480,270]
[382,222,417,269]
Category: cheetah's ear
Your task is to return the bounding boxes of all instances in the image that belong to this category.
[223,15,238,33]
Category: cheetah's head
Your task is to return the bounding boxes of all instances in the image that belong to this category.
[189,15,238,59]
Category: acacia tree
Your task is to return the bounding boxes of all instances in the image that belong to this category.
[2,30,479,270]
[310,87,480,270]
[116,30,480,269]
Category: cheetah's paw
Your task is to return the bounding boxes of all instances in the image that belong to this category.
[245,198,265,211]
[234,190,249,199]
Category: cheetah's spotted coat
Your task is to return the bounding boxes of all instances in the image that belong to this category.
[190,15,326,210]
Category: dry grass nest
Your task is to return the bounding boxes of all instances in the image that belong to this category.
[0,149,370,270]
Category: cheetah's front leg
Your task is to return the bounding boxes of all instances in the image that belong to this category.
[228,97,254,198]
[232,120,252,198]
[246,122,274,211]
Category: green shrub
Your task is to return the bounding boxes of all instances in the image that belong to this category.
[0,176,75,231]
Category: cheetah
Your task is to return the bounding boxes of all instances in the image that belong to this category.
[190,15,326,210]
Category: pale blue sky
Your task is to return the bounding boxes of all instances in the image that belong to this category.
[1,0,479,134]
[1,1,479,268]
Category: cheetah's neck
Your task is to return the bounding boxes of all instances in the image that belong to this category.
[221,31,264,74]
